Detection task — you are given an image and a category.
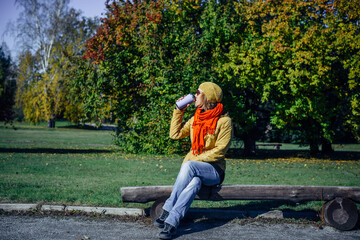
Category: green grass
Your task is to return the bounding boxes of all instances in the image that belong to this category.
[1,121,113,147]
[1,121,359,213]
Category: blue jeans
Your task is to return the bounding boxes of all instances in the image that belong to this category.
[162,161,221,228]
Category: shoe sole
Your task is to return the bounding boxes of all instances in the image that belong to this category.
[159,232,176,240]
[154,221,165,228]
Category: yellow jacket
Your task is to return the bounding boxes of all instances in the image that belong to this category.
[169,109,233,172]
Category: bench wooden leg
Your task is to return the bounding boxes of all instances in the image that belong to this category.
[323,198,359,231]
[150,197,167,220]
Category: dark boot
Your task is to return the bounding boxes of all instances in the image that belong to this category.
[159,223,177,240]
[154,209,169,228]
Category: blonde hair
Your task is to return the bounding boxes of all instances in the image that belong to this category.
[202,94,217,111]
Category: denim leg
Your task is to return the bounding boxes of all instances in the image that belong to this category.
[162,161,220,228]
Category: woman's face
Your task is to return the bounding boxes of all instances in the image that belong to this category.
[195,88,205,109]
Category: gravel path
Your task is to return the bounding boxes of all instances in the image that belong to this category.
[1,215,360,240]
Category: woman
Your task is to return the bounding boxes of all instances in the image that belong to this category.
[155,82,233,239]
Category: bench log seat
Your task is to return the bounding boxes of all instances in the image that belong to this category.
[256,143,282,150]
[120,184,360,231]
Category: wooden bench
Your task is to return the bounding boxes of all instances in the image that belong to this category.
[256,143,282,150]
[121,185,360,231]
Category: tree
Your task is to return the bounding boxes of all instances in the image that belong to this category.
[14,0,99,126]
[252,0,360,154]
[0,44,16,123]
[0,46,11,96]
[54,9,99,124]
[15,50,42,123]
[14,0,70,127]
[207,0,273,155]
[83,0,359,155]
[333,0,360,145]
[84,0,211,153]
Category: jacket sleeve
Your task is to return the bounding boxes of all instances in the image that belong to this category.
[169,109,192,140]
[192,117,232,163]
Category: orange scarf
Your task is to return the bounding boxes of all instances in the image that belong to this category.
[192,103,224,155]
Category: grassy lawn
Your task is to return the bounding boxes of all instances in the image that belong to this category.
[1,121,359,213]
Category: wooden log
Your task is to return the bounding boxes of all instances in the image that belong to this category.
[120,185,360,203]
[149,196,168,220]
[323,198,359,231]
[121,185,172,203]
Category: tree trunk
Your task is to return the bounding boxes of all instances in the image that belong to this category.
[309,139,319,155]
[321,139,334,154]
[48,115,55,128]
[243,136,256,156]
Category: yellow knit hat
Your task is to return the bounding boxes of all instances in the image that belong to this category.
[199,82,223,103]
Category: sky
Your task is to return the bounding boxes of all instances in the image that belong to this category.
[0,0,108,59]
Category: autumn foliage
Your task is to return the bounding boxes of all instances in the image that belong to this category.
[81,0,359,154]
